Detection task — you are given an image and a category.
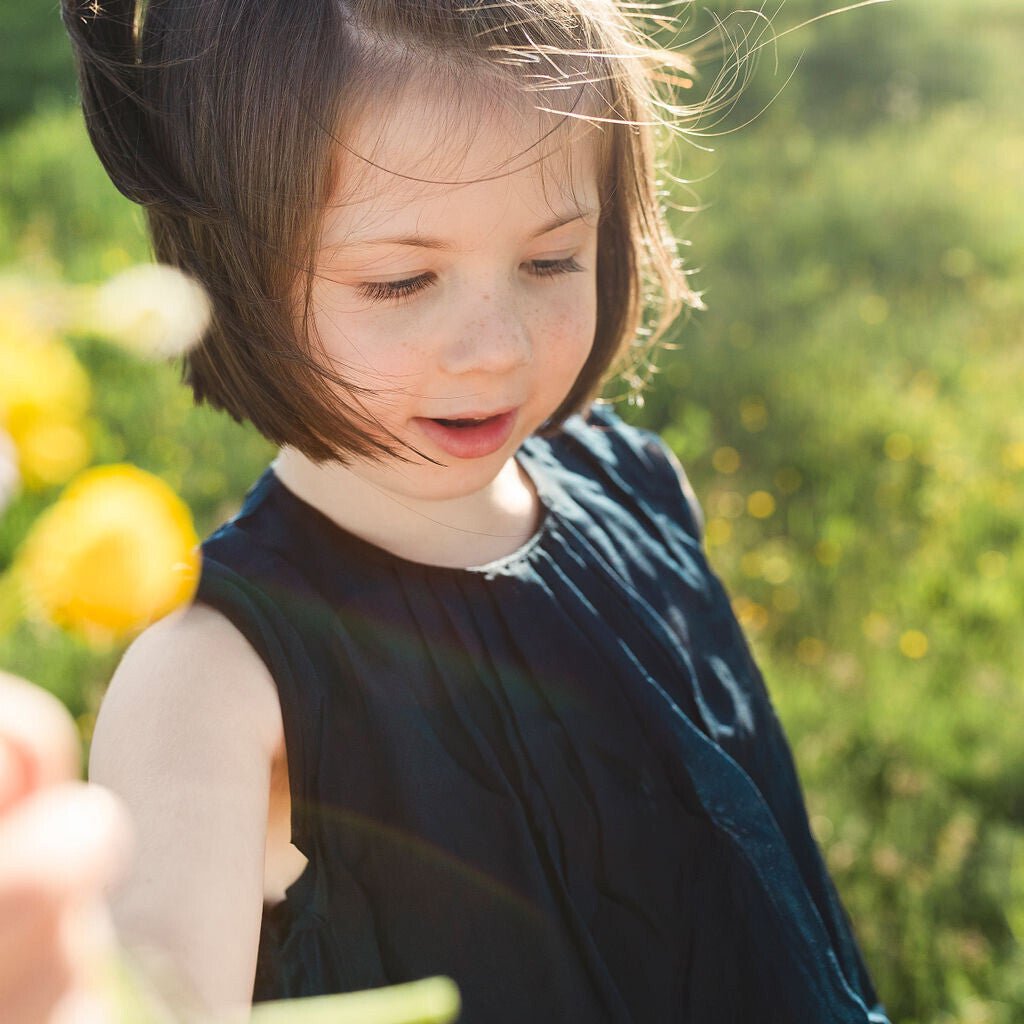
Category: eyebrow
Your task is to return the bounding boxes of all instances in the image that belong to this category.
[334,209,597,252]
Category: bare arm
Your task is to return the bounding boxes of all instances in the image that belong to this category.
[89,603,284,1020]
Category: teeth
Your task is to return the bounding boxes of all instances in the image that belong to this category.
[437,416,489,427]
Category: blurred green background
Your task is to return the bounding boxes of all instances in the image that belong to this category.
[1,1,1021,1021]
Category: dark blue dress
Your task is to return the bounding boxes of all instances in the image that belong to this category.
[193,406,889,1023]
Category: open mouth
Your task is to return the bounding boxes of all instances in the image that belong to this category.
[430,414,501,428]
[414,409,519,459]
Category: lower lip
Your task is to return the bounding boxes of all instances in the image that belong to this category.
[413,410,519,459]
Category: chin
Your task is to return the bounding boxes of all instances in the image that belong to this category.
[407,459,512,504]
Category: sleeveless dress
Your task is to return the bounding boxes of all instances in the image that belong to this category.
[193,406,889,1024]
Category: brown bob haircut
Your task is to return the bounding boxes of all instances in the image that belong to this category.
[63,0,710,464]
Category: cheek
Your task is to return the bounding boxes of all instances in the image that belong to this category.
[310,290,415,385]
[542,282,598,372]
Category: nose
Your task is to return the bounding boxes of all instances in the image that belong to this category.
[438,290,533,377]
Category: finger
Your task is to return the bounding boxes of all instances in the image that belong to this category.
[0,671,81,802]
[0,883,121,1022]
[0,886,61,1001]
[0,928,75,1024]
[0,784,132,1016]
[0,782,133,896]
[50,988,119,1024]
[0,909,120,1024]
[44,899,121,1024]
[0,734,34,812]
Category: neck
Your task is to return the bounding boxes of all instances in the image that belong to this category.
[271,448,542,569]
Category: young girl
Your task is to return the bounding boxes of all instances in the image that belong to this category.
[64,0,890,1021]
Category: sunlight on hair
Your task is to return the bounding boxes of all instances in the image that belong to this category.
[13,465,200,646]
[88,263,212,359]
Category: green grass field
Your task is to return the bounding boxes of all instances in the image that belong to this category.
[1,2,1022,1020]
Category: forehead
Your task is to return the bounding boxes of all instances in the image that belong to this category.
[320,75,603,245]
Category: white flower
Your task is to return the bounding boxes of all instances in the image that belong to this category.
[91,264,212,359]
[0,428,21,517]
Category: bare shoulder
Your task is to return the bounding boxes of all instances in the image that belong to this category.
[89,602,284,1016]
[95,601,284,763]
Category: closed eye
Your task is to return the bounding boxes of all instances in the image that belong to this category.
[356,256,584,304]
[357,273,435,303]
[528,256,584,278]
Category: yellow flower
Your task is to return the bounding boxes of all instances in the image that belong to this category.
[0,331,92,489]
[11,416,91,490]
[15,465,200,644]
[0,331,91,422]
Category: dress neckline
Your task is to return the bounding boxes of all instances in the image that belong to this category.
[260,440,557,578]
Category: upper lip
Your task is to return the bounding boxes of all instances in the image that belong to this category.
[419,407,517,421]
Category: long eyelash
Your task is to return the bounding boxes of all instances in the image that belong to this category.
[358,258,582,303]
[358,274,435,303]
[530,256,584,277]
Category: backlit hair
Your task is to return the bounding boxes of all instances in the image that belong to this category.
[63,0,719,462]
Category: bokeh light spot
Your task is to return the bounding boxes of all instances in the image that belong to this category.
[739,397,768,432]
[707,490,745,519]
[712,446,741,474]
[734,598,769,633]
[862,612,891,645]
[859,294,889,325]
[815,539,842,566]
[705,517,733,547]
[884,433,913,461]
[899,630,929,659]
[761,553,792,585]
[977,551,1006,579]
[1002,441,1024,470]
[774,466,802,494]
[747,491,775,518]
[772,585,801,613]
[740,552,762,578]
[796,637,825,665]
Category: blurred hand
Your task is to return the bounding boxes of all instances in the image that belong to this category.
[0,670,132,1024]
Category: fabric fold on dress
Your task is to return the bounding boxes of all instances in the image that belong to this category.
[194,405,890,1023]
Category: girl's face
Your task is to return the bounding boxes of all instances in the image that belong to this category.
[307,84,600,504]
